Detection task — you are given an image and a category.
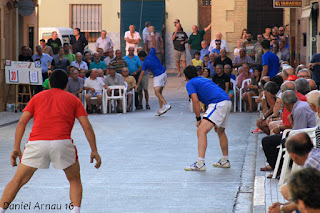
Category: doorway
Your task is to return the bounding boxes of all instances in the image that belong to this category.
[247,0,283,37]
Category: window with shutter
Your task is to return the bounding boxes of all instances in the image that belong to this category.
[70,4,102,42]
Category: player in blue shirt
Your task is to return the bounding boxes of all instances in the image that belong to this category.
[136,33,171,116]
[184,65,232,171]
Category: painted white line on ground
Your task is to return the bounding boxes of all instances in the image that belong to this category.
[254,176,265,206]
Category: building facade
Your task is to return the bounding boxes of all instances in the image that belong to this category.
[289,0,320,66]
[0,0,39,112]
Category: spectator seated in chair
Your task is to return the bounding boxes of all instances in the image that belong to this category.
[105,65,126,113]
[67,67,83,101]
[122,67,136,112]
[83,69,107,114]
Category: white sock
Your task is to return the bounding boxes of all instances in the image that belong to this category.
[197,157,205,164]
[222,156,228,162]
[71,206,80,213]
[0,207,6,213]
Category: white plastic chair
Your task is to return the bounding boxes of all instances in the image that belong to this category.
[230,79,237,112]
[83,89,105,113]
[278,127,317,185]
[272,129,291,179]
[239,78,251,112]
[103,85,127,114]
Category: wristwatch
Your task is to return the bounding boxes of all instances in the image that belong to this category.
[280,204,284,213]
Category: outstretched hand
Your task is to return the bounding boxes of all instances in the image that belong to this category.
[11,149,22,167]
[90,151,102,169]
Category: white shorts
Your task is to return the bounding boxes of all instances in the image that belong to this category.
[203,100,232,128]
[153,72,167,88]
[21,139,78,170]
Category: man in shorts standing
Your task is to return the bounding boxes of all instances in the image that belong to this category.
[136,29,171,116]
[184,66,232,171]
[172,22,188,77]
[0,69,101,213]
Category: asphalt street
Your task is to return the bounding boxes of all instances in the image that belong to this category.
[0,74,259,213]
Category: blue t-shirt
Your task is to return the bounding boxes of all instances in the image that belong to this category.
[186,76,230,105]
[32,53,53,73]
[211,48,221,55]
[142,48,166,77]
[89,61,107,70]
[262,51,280,79]
[200,47,210,61]
[123,55,142,74]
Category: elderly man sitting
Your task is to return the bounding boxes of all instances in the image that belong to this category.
[71,52,88,71]
[232,48,255,68]
[105,65,125,113]
[89,52,107,73]
[67,67,83,100]
[84,69,107,113]
[297,69,311,79]
[97,69,106,81]
[122,67,136,111]
[306,90,320,127]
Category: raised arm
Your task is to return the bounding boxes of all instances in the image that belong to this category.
[204,23,212,32]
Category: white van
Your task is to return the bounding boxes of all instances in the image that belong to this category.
[39,27,74,45]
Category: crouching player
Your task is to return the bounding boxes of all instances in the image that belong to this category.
[184,65,232,171]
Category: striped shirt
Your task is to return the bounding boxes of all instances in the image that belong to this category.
[316,125,320,148]
[109,58,128,74]
[305,148,320,170]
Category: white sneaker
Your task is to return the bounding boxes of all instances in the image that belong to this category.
[155,109,164,116]
[213,159,231,168]
[161,105,171,115]
[184,162,206,171]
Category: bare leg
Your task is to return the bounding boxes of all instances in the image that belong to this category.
[127,93,133,109]
[247,91,256,112]
[197,119,215,158]
[0,164,37,209]
[182,60,187,70]
[96,95,102,109]
[176,61,181,76]
[85,94,92,110]
[215,127,228,156]
[64,162,82,208]
[77,93,82,102]
[154,87,167,109]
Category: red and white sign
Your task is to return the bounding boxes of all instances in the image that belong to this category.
[5,61,42,85]
[9,70,19,83]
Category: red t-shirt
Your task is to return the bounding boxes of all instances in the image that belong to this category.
[282,91,307,126]
[23,88,88,141]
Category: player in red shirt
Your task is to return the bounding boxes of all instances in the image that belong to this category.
[0,69,101,213]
